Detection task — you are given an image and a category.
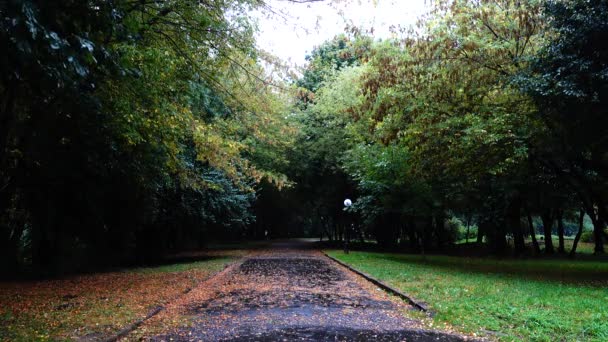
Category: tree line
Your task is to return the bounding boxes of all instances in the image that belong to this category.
[1,0,607,276]
[0,0,292,275]
[273,0,608,256]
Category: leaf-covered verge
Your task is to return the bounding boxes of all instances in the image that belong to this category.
[0,251,241,341]
[328,250,608,342]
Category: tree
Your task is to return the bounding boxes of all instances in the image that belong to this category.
[521,0,608,253]
[339,0,545,253]
[255,35,372,239]
[0,0,292,274]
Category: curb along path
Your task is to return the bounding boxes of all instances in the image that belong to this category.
[143,241,475,341]
[322,251,432,315]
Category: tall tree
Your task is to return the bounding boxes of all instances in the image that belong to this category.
[0,0,292,274]
[521,0,608,253]
[341,0,545,253]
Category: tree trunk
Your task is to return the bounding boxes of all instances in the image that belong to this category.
[540,210,554,254]
[465,213,472,244]
[569,209,585,258]
[408,220,418,250]
[32,227,53,273]
[476,221,484,243]
[525,207,541,254]
[359,226,365,244]
[435,214,445,250]
[591,215,605,254]
[494,220,507,254]
[597,200,608,230]
[556,209,565,254]
[0,86,16,167]
[419,223,426,258]
[31,197,59,273]
[584,204,605,254]
[425,216,434,251]
[507,198,525,254]
[0,225,23,276]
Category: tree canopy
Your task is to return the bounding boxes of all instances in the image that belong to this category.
[272,0,608,255]
[1,0,607,275]
[0,0,291,274]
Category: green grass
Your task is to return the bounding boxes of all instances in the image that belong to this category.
[455,236,597,255]
[327,250,608,341]
[532,236,596,255]
[455,235,596,255]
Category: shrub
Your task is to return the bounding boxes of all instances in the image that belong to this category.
[447,217,477,242]
[580,229,608,243]
[581,231,594,243]
[445,217,462,243]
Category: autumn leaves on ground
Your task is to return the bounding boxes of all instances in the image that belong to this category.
[0,252,240,341]
[1,241,471,342]
[3,241,608,341]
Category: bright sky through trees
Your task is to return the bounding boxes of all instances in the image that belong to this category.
[254,0,429,65]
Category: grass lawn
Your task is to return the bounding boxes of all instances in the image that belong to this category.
[0,252,239,341]
[532,236,596,255]
[456,236,596,255]
[327,250,608,341]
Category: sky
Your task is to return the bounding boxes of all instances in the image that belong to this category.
[252,0,430,67]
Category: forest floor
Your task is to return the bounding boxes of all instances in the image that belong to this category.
[136,239,475,341]
[0,251,242,341]
[327,250,608,342]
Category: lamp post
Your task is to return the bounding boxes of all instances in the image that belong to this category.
[343,198,352,254]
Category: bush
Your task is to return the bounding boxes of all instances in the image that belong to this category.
[445,217,462,243]
[463,225,478,240]
[447,217,477,242]
[581,229,608,243]
[581,231,595,243]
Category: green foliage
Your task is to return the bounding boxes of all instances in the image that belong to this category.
[518,0,608,253]
[287,0,607,254]
[0,0,292,274]
[448,217,478,241]
[581,230,608,244]
[2,0,608,274]
[581,231,595,243]
[255,35,373,238]
[324,0,549,250]
[297,34,372,95]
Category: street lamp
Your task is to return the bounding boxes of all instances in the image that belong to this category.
[343,198,352,254]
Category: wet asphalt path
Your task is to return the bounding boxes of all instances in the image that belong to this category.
[151,240,473,341]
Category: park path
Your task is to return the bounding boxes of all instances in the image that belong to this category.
[147,240,473,341]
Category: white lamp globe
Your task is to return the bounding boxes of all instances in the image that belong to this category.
[344,199,352,207]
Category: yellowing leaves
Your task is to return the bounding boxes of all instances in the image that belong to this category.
[0,254,233,341]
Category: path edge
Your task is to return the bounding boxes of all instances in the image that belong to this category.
[322,251,433,315]
[98,260,238,342]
